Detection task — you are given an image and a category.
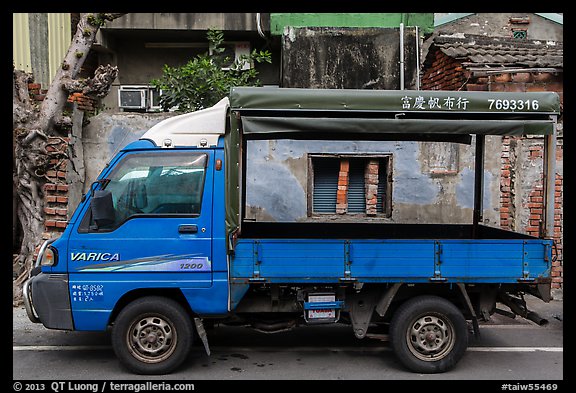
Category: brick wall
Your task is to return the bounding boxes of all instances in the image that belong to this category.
[28,82,96,246]
[420,50,468,91]
[336,159,349,214]
[422,48,564,289]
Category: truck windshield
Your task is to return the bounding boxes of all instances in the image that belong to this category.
[87,152,207,230]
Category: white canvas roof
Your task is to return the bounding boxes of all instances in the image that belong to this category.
[140,97,229,148]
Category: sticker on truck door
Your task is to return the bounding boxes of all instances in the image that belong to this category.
[73,253,211,272]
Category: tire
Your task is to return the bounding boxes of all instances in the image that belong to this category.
[389,295,468,373]
[111,296,193,375]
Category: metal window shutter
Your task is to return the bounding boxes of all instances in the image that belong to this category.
[312,158,339,213]
[348,159,366,213]
[377,159,386,213]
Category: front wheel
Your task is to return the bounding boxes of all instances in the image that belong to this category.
[111,296,193,375]
[390,295,468,373]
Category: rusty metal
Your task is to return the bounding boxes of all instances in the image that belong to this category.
[543,115,558,239]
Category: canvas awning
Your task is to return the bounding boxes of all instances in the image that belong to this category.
[224,87,560,252]
[229,87,559,137]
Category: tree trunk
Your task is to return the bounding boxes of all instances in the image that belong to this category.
[13,13,125,306]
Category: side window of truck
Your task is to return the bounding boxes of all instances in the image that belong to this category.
[80,152,207,231]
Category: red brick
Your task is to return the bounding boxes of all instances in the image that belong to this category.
[492,73,512,83]
[56,196,68,204]
[530,189,543,196]
[56,184,69,192]
[511,72,533,83]
[466,84,488,91]
[490,83,506,92]
[45,196,57,203]
[504,83,526,93]
[44,207,56,215]
[55,208,67,216]
[55,221,68,228]
[530,150,543,158]
[45,220,57,228]
[28,83,42,90]
[532,72,558,83]
[44,183,57,191]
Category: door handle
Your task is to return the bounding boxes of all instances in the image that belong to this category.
[178,224,198,234]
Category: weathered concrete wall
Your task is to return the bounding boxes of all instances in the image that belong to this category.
[270,13,435,35]
[245,137,500,225]
[101,13,269,32]
[282,27,418,90]
[80,112,176,194]
[434,13,563,41]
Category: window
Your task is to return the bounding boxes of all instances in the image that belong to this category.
[81,152,207,231]
[309,155,392,218]
[512,29,528,40]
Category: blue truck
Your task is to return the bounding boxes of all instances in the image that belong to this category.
[24,87,560,375]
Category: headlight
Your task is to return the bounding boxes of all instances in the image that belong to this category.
[41,246,58,267]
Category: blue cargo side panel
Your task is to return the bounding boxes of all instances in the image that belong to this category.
[438,240,550,282]
[440,241,522,281]
[258,240,345,278]
[349,240,434,279]
[523,240,553,279]
[232,239,345,279]
[230,241,256,278]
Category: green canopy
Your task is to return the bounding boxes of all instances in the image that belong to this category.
[230,86,559,112]
[225,87,560,251]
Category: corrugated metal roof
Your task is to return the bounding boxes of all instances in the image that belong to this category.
[48,13,71,84]
[430,34,563,68]
[13,13,32,73]
[12,13,71,84]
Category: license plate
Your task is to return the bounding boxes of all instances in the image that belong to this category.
[308,309,336,319]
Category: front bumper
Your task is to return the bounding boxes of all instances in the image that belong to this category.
[23,273,74,330]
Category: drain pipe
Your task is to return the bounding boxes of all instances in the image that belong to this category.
[399,22,405,90]
[415,25,420,90]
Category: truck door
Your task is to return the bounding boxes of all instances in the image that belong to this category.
[68,150,214,328]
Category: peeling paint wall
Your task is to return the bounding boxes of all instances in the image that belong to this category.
[81,112,176,194]
[245,138,500,224]
[282,27,418,90]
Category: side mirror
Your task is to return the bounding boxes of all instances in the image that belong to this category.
[91,189,116,228]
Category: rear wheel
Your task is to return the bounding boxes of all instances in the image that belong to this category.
[112,296,193,374]
[390,295,468,373]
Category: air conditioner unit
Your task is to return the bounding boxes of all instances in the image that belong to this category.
[211,42,252,71]
[148,87,163,112]
[118,86,148,110]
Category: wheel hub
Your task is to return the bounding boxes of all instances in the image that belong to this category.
[407,314,455,361]
[128,316,177,363]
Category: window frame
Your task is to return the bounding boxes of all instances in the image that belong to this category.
[307,153,393,219]
[78,151,208,233]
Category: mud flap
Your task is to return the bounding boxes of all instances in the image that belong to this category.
[193,317,211,356]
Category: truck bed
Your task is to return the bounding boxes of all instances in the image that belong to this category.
[230,223,552,284]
